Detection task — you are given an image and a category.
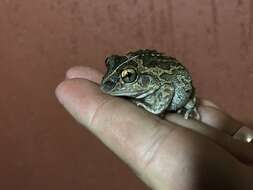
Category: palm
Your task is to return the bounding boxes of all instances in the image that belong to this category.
[56,66,253,190]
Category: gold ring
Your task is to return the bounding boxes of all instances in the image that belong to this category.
[233,126,253,143]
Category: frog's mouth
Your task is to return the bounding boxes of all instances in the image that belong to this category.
[107,88,157,100]
[101,78,158,99]
[135,90,154,99]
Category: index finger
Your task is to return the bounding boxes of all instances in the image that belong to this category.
[63,66,253,164]
[55,78,244,189]
[55,78,172,170]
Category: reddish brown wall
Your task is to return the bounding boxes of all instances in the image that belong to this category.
[0,0,252,189]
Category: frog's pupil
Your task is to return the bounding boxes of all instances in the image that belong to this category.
[125,72,131,82]
[127,72,132,78]
[122,70,136,83]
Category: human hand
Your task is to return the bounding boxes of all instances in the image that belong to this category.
[55,66,253,190]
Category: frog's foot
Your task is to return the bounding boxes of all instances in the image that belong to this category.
[193,107,201,120]
[181,96,200,120]
[176,108,190,119]
[183,107,200,120]
[177,109,183,114]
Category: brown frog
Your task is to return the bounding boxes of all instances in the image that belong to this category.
[100,49,199,119]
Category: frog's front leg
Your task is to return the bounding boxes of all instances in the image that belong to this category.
[133,84,174,115]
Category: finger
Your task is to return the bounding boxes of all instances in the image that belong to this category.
[233,126,253,144]
[55,78,170,173]
[198,104,241,135]
[183,98,242,135]
[199,99,220,109]
[165,113,253,164]
[66,66,103,84]
[55,79,243,189]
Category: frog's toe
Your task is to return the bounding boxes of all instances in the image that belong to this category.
[176,108,190,119]
[177,109,183,114]
[183,111,190,119]
[189,108,201,120]
[193,107,201,120]
[181,107,200,120]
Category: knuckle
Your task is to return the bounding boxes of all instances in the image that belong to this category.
[141,121,177,171]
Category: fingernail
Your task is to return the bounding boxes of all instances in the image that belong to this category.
[201,100,220,109]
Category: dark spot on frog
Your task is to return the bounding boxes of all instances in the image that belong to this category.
[101,74,120,92]
[105,55,128,70]
[160,73,172,81]
[186,89,191,94]
[125,61,138,68]
[143,59,157,67]
[157,62,172,70]
[138,75,151,87]
[142,55,180,70]
[102,80,115,92]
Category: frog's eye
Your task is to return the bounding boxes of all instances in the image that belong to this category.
[121,68,137,83]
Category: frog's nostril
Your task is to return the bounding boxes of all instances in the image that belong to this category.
[102,80,115,92]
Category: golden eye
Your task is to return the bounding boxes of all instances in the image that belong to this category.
[121,68,137,83]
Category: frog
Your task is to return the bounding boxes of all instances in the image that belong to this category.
[100,49,199,119]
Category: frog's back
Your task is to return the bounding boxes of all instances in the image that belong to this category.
[127,49,190,82]
[128,49,194,111]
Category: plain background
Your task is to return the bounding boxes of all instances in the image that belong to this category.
[0,0,253,189]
